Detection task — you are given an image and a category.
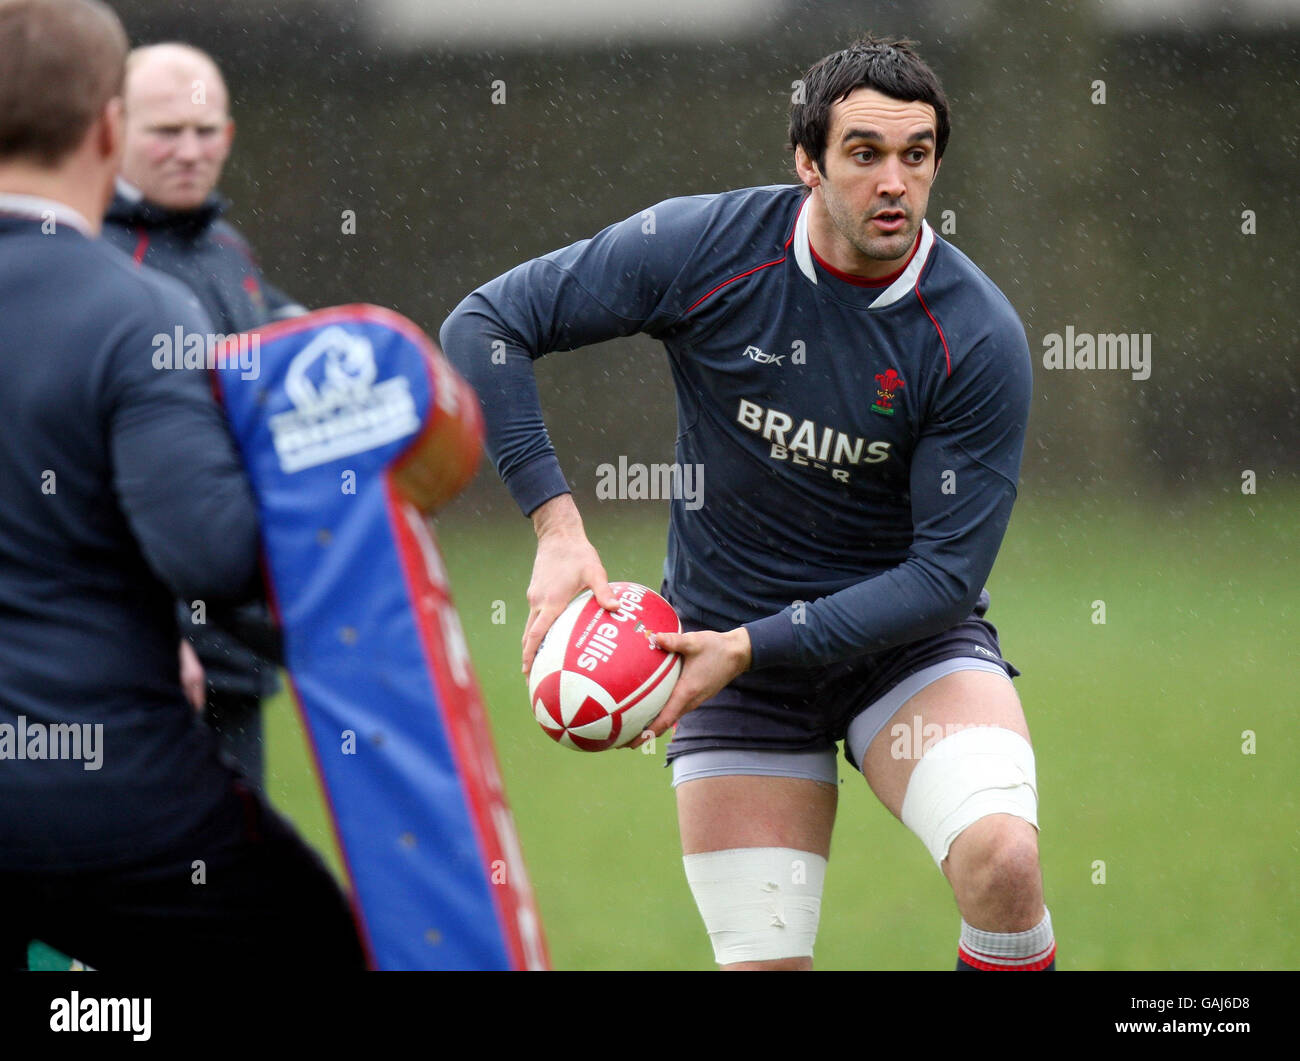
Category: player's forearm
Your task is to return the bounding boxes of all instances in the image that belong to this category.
[743,487,1015,669]
[744,561,977,669]
[441,211,697,516]
[440,292,568,515]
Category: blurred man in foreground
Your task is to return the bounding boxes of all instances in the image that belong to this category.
[0,0,364,969]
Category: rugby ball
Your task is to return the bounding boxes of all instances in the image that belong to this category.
[529,582,682,751]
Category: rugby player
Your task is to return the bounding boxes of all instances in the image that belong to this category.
[441,37,1053,971]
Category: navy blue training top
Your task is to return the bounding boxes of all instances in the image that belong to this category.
[0,200,261,869]
[441,185,1031,671]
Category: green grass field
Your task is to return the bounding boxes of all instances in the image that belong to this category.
[263,489,1299,970]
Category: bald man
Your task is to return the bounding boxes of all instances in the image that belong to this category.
[103,43,303,791]
[120,43,232,210]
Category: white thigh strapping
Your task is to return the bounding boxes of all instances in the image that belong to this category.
[682,847,827,965]
[900,726,1039,867]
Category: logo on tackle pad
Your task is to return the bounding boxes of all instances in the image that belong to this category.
[269,325,420,472]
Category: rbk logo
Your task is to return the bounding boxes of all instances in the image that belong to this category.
[742,344,784,366]
[872,368,905,416]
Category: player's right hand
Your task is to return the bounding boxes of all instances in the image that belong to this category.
[627,627,752,747]
[523,494,620,676]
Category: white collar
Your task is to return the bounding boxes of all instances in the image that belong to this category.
[793,197,935,309]
[115,176,144,202]
[0,193,94,237]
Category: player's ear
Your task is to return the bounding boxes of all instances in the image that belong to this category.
[97,96,125,166]
[794,144,821,189]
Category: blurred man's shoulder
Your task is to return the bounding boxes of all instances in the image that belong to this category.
[86,234,211,324]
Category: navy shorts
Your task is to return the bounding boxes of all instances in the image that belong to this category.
[665,599,1020,770]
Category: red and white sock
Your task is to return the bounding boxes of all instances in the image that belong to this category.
[957,909,1055,970]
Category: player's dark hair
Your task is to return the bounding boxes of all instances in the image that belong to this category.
[789,36,950,173]
[0,0,128,166]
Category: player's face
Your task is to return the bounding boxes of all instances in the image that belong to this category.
[120,64,232,212]
[796,88,940,278]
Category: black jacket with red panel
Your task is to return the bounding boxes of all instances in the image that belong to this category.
[102,183,302,697]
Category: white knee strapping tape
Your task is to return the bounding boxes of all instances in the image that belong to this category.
[682,847,827,965]
[900,726,1038,867]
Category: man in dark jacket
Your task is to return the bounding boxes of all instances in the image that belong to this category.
[0,0,364,969]
[101,42,303,790]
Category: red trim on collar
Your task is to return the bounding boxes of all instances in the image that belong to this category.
[808,228,921,288]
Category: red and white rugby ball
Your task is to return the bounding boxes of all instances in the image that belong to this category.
[529,582,682,751]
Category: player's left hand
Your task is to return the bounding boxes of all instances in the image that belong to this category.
[627,628,751,747]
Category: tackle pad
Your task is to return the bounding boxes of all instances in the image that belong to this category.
[215,304,548,970]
